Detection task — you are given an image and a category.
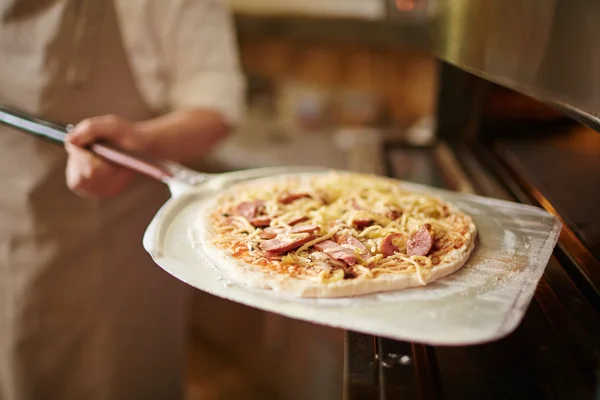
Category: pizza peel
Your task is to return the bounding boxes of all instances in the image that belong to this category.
[1,106,562,346]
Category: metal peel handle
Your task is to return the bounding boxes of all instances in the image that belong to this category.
[0,105,181,184]
[88,142,174,182]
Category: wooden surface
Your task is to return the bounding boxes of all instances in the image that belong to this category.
[189,291,345,400]
[187,331,277,400]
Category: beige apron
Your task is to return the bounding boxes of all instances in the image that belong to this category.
[0,1,188,399]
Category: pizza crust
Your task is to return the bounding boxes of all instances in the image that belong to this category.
[196,190,477,298]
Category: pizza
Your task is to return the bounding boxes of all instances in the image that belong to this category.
[200,171,476,298]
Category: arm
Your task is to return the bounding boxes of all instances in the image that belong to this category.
[135,108,230,163]
[65,0,244,198]
[64,109,229,197]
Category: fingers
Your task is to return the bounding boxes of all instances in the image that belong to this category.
[65,144,134,198]
[66,114,135,149]
[63,114,144,198]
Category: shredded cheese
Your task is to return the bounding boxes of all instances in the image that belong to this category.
[295,227,340,254]
[207,171,473,284]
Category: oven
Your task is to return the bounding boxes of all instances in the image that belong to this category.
[344,0,600,397]
[344,65,600,399]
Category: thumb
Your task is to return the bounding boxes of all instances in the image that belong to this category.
[65,115,125,147]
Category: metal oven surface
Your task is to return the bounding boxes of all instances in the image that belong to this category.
[494,127,600,261]
[344,142,600,400]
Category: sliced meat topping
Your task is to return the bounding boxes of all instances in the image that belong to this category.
[335,234,370,257]
[380,233,404,257]
[236,200,272,227]
[309,251,347,269]
[313,240,339,252]
[407,224,434,256]
[352,219,373,230]
[236,200,265,220]
[290,224,319,234]
[260,226,285,239]
[261,224,317,239]
[279,192,311,205]
[259,234,314,257]
[259,231,276,240]
[249,216,271,227]
[288,216,309,226]
[387,210,402,220]
[314,240,357,266]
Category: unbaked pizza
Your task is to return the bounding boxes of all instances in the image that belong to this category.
[200,171,476,298]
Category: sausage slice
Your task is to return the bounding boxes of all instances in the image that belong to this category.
[260,234,314,256]
[335,234,370,257]
[406,225,434,256]
[314,240,357,266]
[236,200,265,220]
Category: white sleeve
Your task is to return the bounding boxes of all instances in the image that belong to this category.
[159,0,246,126]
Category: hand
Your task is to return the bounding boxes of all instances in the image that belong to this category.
[64,115,147,198]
